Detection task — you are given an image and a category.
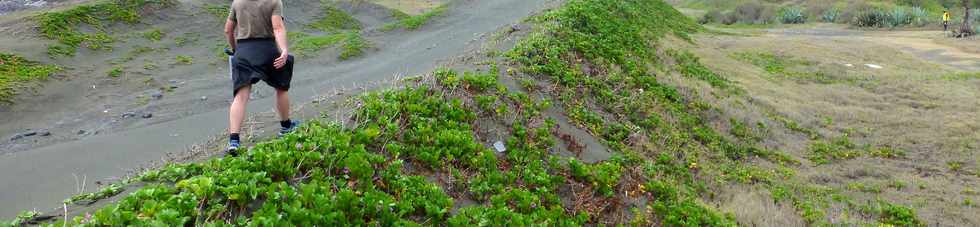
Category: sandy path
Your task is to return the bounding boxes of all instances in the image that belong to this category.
[0,0,551,218]
[768,28,980,71]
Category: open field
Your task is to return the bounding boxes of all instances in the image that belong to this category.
[686,24,979,225]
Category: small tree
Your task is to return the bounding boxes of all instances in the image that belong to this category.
[960,0,977,36]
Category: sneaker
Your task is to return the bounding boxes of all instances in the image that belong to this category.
[226,140,241,157]
[278,120,301,137]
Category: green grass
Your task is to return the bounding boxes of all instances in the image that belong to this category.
[289,2,367,60]
[732,51,856,84]
[872,202,924,226]
[669,49,736,90]
[202,3,229,20]
[289,32,346,56]
[339,32,368,60]
[940,72,980,81]
[0,53,61,103]
[309,4,361,32]
[382,4,449,31]
[289,31,370,60]
[35,0,175,57]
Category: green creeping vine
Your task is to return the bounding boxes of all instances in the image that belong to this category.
[0,53,61,103]
[35,0,176,56]
[39,119,457,226]
[508,0,739,225]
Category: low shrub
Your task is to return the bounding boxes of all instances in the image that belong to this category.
[699,2,774,25]
[853,8,888,28]
[734,2,767,24]
[972,9,980,23]
[699,10,723,24]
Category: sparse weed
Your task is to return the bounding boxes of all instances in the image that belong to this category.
[868,146,906,159]
[142,28,163,41]
[947,161,964,173]
[107,67,124,77]
[143,62,157,70]
[175,55,193,65]
[807,135,862,164]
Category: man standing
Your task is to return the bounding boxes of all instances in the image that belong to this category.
[943,10,951,32]
[224,0,299,156]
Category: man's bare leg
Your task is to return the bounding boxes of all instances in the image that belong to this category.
[230,85,251,135]
[275,89,290,121]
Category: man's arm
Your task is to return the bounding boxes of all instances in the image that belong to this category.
[224,19,237,52]
[272,15,289,69]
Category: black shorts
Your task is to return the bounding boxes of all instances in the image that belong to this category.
[232,38,294,96]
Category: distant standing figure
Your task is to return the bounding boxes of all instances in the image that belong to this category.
[223,0,299,156]
[943,10,951,31]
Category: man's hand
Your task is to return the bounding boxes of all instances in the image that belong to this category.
[271,15,288,69]
[274,52,288,69]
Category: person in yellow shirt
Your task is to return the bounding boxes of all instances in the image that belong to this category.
[943,10,950,31]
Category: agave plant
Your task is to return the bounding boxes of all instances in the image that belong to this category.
[910,6,928,26]
[780,6,806,24]
[888,7,911,27]
[821,8,840,23]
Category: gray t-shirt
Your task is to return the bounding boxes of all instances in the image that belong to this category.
[227,0,283,40]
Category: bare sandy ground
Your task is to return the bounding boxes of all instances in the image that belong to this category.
[0,0,554,219]
[767,27,980,71]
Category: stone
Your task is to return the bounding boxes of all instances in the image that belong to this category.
[11,131,37,141]
[493,141,507,153]
[150,91,163,100]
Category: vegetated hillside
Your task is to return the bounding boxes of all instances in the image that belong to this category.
[1,0,942,226]
[677,0,979,31]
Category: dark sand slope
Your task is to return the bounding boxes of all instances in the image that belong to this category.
[0,0,550,218]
